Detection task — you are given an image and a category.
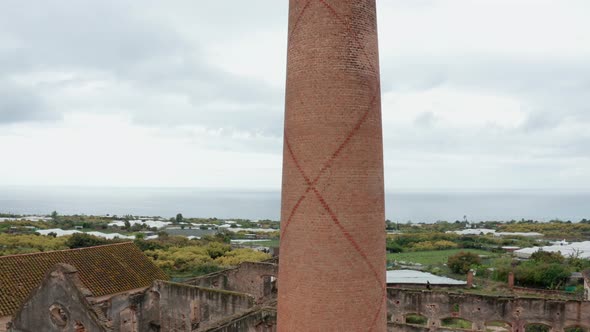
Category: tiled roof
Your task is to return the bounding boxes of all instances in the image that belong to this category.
[0,242,169,317]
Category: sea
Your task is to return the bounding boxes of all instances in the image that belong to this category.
[0,186,588,223]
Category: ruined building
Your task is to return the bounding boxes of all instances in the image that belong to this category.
[0,242,168,331]
[279,0,386,330]
[5,243,590,332]
[1,243,279,331]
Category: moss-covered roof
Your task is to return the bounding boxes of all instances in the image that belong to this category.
[0,242,168,317]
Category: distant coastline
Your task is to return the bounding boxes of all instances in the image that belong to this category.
[0,186,588,223]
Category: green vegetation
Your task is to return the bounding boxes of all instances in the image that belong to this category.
[5,212,590,290]
[388,249,493,266]
[441,318,472,329]
[491,251,575,289]
[500,221,590,240]
[405,314,427,325]
[0,232,270,279]
[66,233,115,249]
[447,251,481,274]
[387,231,542,254]
[564,327,587,332]
[0,233,68,255]
[390,219,590,242]
[144,242,270,278]
[525,324,551,332]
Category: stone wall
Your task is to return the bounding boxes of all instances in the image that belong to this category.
[199,307,276,332]
[185,261,278,303]
[91,281,256,332]
[145,281,255,331]
[388,288,590,332]
[10,264,258,332]
[11,264,107,332]
[0,317,11,332]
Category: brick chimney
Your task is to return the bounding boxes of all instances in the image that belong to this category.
[277,1,386,331]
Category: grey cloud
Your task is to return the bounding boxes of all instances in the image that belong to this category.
[383,122,590,163]
[382,55,590,96]
[0,81,56,124]
[0,1,182,72]
[0,0,284,136]
[413,112,437,128]
[381,55,590,136]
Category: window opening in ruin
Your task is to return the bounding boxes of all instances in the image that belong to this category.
[262,275,277,297]
[405,313,427,326]
[441,317,472,329]
[49,304,68,328]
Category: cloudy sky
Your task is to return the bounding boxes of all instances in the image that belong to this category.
[1,0,589,191]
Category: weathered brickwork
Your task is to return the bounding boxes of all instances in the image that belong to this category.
[278,0,386,331]
[185,261,278,304]
[388,288,590,332]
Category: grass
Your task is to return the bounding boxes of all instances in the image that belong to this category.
[525,324,551,332]
[441,318,472,329]
[405,314,428,326]
[387,249,496,265]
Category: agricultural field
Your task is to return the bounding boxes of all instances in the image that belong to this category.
[387,248,497,265]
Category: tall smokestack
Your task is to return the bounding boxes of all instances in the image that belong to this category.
[278,0,386,331]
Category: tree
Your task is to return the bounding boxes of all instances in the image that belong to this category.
[515,261,571,289]
[530,250,564,264]
[447,251,481,274]
[50,211,59,223]
[175,213,184,224]
[65,233,111,249]
[386,238,403,253]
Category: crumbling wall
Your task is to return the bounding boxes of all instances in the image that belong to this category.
[185,262,278,303]
[388,288,590,332]
[10,264,107,332]
[0,317,11,332]
[199,308,276,332]
[91,290,147,332]
[141,281,256,331]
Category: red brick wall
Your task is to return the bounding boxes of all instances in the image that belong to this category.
[278,0,386,331]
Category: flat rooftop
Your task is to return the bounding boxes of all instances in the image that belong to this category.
[387,270,466,285]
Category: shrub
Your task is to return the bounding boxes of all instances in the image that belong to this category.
[514,261,571,289]
[386,238,403,253]
[65,233,113,249]
[447,251,481,274]
[530,251,564,264]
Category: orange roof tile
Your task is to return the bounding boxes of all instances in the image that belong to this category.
[0,242,168,317]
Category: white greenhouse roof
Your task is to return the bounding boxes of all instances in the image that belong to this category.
[108,219,171,229]
[449,229,543,237]
[386,270,466,285]
[514,241,590,259]
[37,228,134,240]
